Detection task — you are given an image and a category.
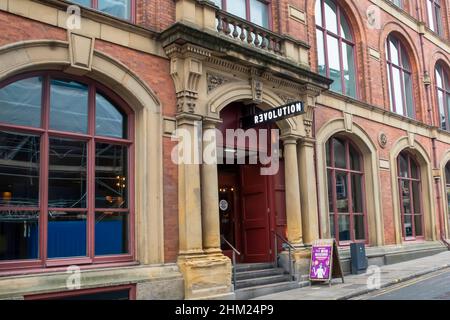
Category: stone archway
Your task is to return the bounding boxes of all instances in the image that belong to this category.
[389,137,437,244]
[0,40,164,265]
[316,118,384,247]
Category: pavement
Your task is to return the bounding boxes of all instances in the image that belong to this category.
[252,250,450,300]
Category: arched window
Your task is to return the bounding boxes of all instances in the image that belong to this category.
[326,136,366,244]
[445,162,450,238]
[426,0,443,36]
[386,35,415,118]
[397,152,423,239]
[0,72,134,269]
[315,0,357,98]
[435,63,450,130]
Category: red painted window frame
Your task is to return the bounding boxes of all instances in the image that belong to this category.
[24,284,136,300]
[386,34,415,118]
[220,0,273,30]
[315,0,359,98]
[326,136,368,246]
[435,63,450,130]
[72,0,136,23]
[0,71,135,272]
[425,0,443,36]
[397,151,425,241]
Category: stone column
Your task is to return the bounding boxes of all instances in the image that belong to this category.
[298,138,320,244]
[176,114,204,255]
[282,136,304,246]
[201,119,221,254]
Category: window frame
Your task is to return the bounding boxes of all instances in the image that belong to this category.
[326,136,368,246]
[315,0,359,98]
[70,0,136,22]
[435,63,450,130]
[386,35,415,118]
[426,0,443,36]
[0,71,135,271]
[219,0,273,30]
[397,151,425,241]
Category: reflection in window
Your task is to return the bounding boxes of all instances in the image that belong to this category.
[315,0,356,97]
[397,151,423,239]
[386,35,414,118]
[96,92,126,139]
[71,0,132,20]
[326,136,366,244]
[219,0,269,28]
[50,79,88,134]
[0,77,42,127]
[435,64,450,131]
[427,0,443,36]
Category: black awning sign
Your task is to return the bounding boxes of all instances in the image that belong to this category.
[242,101,305,128]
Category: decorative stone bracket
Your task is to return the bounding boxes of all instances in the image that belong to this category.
[166,43,211,114]
[300,84,322,137]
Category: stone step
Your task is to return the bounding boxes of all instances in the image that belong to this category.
[235,281,307,300]
[235,274,292,289]
[234,263,274,272]
[235,267,286,280]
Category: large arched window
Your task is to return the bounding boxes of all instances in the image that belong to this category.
[386,35,415,118]
[315,0,357,98]
[426,0,443,36]
[0,72,134,270]
[326,136,366,245]
[397,151,423,240]
[435,63,450,130]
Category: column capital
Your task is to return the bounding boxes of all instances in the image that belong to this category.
[202,116,222,129]
[281,134,301,145]
[176,113,203,126]
[299,137,316,147]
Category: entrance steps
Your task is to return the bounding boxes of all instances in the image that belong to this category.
[234,263,306,300]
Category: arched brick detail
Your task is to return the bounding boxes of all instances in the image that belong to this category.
[378,22,425,123]
[306,0,370,102]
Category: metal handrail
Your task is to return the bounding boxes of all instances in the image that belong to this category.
[221,235,241,288]
[272,231,295,281]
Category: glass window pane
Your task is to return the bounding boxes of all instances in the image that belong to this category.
[324,0,337,34]
[95,143,128,208]
[438,90,446,130]
[435,4,442,35]
[401,47,411,71]
[339,11,352,41]
[250,0,269,28]
[389,38,399,66]
[414,214,423,236]
[325,139,331,167]
[335,172,348,213]
[387,65,394,109]
[354,214,365,240]
[349,143,360,171]
[70,0,91,6]
[316,30,326,76]
[436,66,444,89]
[338,214,350,241]
[327,35,342,93]
[351,174,363,213]
[327,169,334,212]
[96,92,126,139]
[446,163,450,185]
[98,0,131,20]
[329,214,335,238]
[427,0,435,31]
[0,77,42,127]
[398,153,408,178]
[333,138,346,168]
[410,157,419,179]
[95,212,128,255]
[211,0,222,8]
[47,211,87,258]
[342,42,356,97]
[392,67,404,115]
[0,210,39,260]
[315,0,322,26]
[404,214,413,237]
[0,131,40,207]
[227,0,246,19]
[412,181,421,214]
[403,72,414,118]
[400,180,411,214]
[48,138,87,208]
[50,79,88,134]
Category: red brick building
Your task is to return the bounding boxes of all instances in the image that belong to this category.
[0,0,448,299]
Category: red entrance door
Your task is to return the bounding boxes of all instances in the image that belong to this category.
[240,164,272,263]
